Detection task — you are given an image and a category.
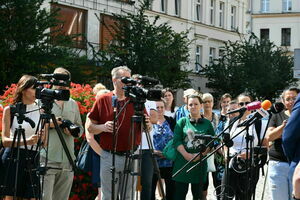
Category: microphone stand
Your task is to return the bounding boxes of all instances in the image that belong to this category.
[185,114,268,200]
[111,99,131,200]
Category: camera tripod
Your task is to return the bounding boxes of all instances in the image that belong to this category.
[1,103,40,199]
[111,98,165,200]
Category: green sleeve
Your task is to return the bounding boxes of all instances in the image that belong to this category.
[173,117,186,148]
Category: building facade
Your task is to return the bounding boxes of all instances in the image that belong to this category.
[47,0,249,97]
[251,0,300,53]
[149,0,249,93]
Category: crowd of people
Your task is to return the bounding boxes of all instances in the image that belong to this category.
[1,65,300,200]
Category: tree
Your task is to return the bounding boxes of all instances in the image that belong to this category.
[95,0,191,89]
[0,0,91,91]
[202,33,297,100]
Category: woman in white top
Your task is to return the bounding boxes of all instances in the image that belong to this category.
[162,88,178,118]
[1,75,42,200]
[221,93,267,200]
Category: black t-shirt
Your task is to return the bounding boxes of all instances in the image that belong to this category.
[268,111,289,162]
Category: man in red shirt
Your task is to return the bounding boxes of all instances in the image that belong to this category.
[87,66,143,200]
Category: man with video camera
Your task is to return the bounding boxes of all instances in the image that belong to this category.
[41,67,83,200]
[87,66,153,200]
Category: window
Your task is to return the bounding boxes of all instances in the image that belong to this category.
[231,6,236,30]
[209,47,216,64]
[195,46,202,72]
[51,4,87,48]
[100,14,121,50]
[210,0,215,25]
[261,0,270,12]
[219,2,225,28]
[174,0,181,16]
[195,0,202,22]
[161,0,167,13]
[281,28,291,46]
[283,0,292,12]
[219,49,225,59]
[260,29,270,40]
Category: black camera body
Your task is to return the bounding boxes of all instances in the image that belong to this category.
[59,119,80,137]
[35,73,71,113]
[121,76,162,102]
[36,88,70,101]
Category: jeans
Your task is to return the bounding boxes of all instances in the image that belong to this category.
[268,160,292,200]
[100,150,135,200]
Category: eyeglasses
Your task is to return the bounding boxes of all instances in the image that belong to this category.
[239,102,250,106]
[285,97,296,102]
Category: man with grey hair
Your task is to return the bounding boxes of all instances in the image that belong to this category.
[87,66,143,200]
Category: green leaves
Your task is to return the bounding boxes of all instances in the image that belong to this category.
[202,33,296,100]
[96,0,191,89]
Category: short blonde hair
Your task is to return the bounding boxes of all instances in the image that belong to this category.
[93,83,106,95]
[202,93,214,101]
[111,66,131,79]
[183,88,197,98]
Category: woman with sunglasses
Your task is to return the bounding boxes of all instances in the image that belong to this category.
[266,88,299,200]
[221,93,267,200]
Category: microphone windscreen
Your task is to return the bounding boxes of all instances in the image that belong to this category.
[271,102,285,113]
[247,101,261,111]
[261,100,272,110]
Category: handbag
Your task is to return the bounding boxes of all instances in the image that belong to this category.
[206,154,216,172]
[76,139,93,172]
[162,139,178,161]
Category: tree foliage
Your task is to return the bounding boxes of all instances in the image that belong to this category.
[95,0,191,89]
[202,33,296,100]
[0,0,90,91]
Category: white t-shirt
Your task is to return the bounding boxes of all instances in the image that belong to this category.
[10,103,40,149]
[164,106,178,118]
[140,100,157,149]
[229,116,267,156]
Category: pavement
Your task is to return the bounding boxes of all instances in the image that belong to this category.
[187,166,270,200]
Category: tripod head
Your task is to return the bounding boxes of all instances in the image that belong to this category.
[10,102,35,128]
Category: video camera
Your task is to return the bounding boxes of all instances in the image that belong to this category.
[35,73,70,102]
[121,76,162,102]
[58,118,80,137]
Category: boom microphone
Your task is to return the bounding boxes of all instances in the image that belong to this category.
[40,73,70,81]
[226,101,262,115]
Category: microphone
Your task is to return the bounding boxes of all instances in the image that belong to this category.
[238,100,272,127]
[40,73,70,81]
[138,75,159,85]
[270,102,284,114]
[226,101,262,115]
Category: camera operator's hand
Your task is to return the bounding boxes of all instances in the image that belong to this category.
[144,114,152,132]
[63,128,72,136]
[102,121,115,133]
[28,135,39,145]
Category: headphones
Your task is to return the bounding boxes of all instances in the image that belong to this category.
[189,115,204,124]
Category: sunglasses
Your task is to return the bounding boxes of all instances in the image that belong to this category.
[239,102,250,106]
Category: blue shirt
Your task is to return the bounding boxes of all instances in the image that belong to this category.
[153,120,174,168]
